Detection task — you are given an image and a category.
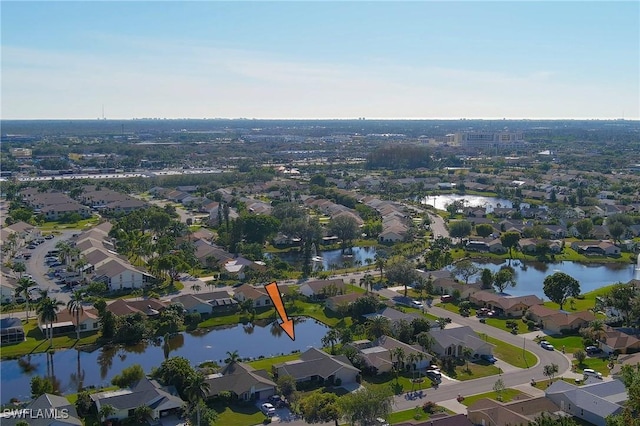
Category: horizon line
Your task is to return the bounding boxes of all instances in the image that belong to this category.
[1,117,638,122]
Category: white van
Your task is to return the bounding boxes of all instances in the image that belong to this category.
[583,369,603,379]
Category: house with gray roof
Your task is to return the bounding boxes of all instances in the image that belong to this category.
[171,291,237,314]
[90,377,184,423]
[274,347,360,386]
[545,379,627,426]
[1,393,82,426]
[350,336,431,374]
[428,325,495,358]
[467,395,562,426]
[363,306,421,324]
[205,362,276,401]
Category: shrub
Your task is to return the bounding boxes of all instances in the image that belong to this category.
[422,401,437,413]
[185,312,201,325]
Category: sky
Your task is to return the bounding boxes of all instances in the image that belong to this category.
[1,1,639,120]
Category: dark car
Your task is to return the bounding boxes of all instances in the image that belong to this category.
[585,346,603,355]
[480,354,498,364]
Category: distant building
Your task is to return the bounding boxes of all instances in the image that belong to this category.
[452,131,526,151]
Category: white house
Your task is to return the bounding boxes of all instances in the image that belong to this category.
[93,259,153,291]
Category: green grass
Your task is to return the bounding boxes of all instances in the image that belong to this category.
[483,317,530,334]
[460,388,527,406]
[66,386,118,404]
[479,334,538,369]
[573,357,610,376]
[210,401,266,426]
[38,216,100,231]
[455,362,502,380]
[248,353,301,372]
[363,372,430,395]
[542,335,584,353]
[197,307,275,328]
[1,319,100,359]
[543,283,619,312]
[388,405,450,425]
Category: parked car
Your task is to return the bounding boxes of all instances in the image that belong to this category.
[411,300,423,308]
[27,245,36,249]
[45,234,55,239]
[585,345,603,355]
[376,418,390,426]
[480,354,498,364]
[540,341,555,351]
[583,368,603,379]
[260,403,276,416]
[440,295,453,303]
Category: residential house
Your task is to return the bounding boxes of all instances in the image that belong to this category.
[428,325,495,358]
[1,393,82,426]
[396,414,474,426]
[325,292,365,312]
[0,274,18,304]
[39,309,100,337]
[427,277,480,299]
[600,326,640,355]
[93,259,154,291]
[274,347,360,386]
[86,298,168,318]
[299,278,346,300]
[379,227,406,243]
[467,396,562,426]
[0,317,25,344]
[470,291,543,317]
[351,336,431,374]
[171,291,237,314]
[90,377,184,422]
[518,238,562,254]
[545,379,627,426]
[205,362,276,401]
[233,283,290,308]
[363,306,421,324]
[526,305,595,335]
[570,241,620,256]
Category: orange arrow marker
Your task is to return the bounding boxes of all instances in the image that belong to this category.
[265,281,295,341]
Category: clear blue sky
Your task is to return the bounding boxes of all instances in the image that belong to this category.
[2,1,638,119]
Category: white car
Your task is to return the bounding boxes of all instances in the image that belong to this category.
[540,341,555,351]
[411,300,423,307]
[261,403,276,416]
[583,368,603,379]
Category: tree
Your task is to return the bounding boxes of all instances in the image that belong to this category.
[573,349,586,367]
[532,413,579,426]
[385,260,418,297]
[31,375,54,398]
[543,363,559,382]
[276,374,297,400]
[604,283,638,326]
[329,215,360,253]
[366,316,391,339]
[452,260,479,285]
[480,268,493,290]
[242,214,281,244]
[374,254,386,279]
[500,231,521,260]
[543,272,580,310]
[299,392,340,426]
[322,329,340,355]
[67,290,85,340]
[607,221,626,244]
[575,219,594,240]
[15,277,32,322]
[133,405,152,423]
[339,385,393,426]
[493,377,505,401]
[436,317,451,330]
[416,332,435,353]
[606,364,640,426]
[448,220,472,239]
[98,404,116,422]
[185,373,211,426]
[153,356,197,397]
[12,261,26,279]
[225,350,241,365]
[36,296,65,347]
[111,364,145,388]
[462,346,473,373]
[493,266,517,293]
[475,223,494,238]
[361,273,375,293]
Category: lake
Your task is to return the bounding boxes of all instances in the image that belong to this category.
[449,260,639,299]
[268,246,377,271]
[420,194,516,213]
[0,317,329,404]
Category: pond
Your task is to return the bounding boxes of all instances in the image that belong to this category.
[0,317,329,404]
[420,194,517,213]
[268,245,377,271]
[449,260,639,299]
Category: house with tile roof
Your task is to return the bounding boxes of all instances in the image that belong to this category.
[350,335,431,374]
[233,283,290,308]
[600,326,640,355]
[526,304,595,334]
[325,292,365,312]
[545,379,627,426]
[91,377,184,423]
[274,347,360,386]
[1,393,82,426]
[205,362,276,401]
[470,291,543,317]
[299,278,346,299]
[467,395,562,426]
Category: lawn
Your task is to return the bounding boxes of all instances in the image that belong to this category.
[480,334,538,369]
[209,401,266,426]
[454,361,502,381]
[543,283,619,312]
[363,372,430,395]
[484,317,530,334]
[542,335,584,353]
[248,353,301,371]
[460,388,528,406]
[39,216,101,231]
[388,405,449,425]
[1,319,100,359]
[573,357,610,376]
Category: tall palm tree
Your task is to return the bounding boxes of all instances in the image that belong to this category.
[461,346,473,373]
[12,261,26,279]
[185,373,210,426]
[225,350,241,365]
[322,329,340,355]
[416,332,435,354]
[362,273,374,293]
[55,241,72,265]
[406,353,418,379]
[375,255,386,280]
[391,347,406,383]
[67,290,85,340]
[15,277,32,322]
[366,316,391,339]
[74,256,88,282]
[37,296,65,348]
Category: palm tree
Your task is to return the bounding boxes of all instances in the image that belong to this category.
[375,254,386,280]
[416,332,435,354]
[55,241,72,265]
[98,404,116,422]
[322,329,340,355]
[191,283,201,293]
[37,296,65,348]
[406,353,418,379]
[15,277,32,322]
[74,256,88,282]
[185,373,210,426]
[12,261,26,279]
[362,273,374,293]
[391,347,405,383]
[461,347,473,373]
[67,290,85,340]
[225,350,241,365]
[366,316,391,339]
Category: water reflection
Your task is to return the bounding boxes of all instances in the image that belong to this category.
[268,246,377,271]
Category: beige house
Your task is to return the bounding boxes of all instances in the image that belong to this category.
[274,347,360,386]
[233,283,290,308]
[325,292,364,312]
[526,304,595,334]
[470,291,543,317]
[205,362,276,401]
[351,336,431,374]
[299,278,346,299]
